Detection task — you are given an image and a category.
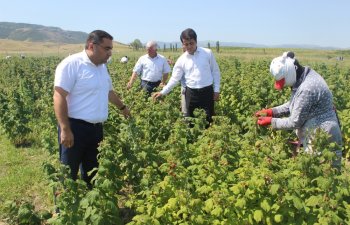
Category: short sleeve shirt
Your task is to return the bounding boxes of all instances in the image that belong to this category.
[133,54,171,82]
[54,50,113,123]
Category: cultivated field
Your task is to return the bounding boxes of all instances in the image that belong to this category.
[1,40,350,224]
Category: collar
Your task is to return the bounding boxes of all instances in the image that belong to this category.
[185,47,200,56]
[82,50,105,67]
[147,53,158,59]
[292,66,310,91]
[82,50,94,64]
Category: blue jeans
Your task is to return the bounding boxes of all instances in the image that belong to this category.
[140,80,161,95]
[58,118,103,187]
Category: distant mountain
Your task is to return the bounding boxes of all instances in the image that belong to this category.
[1,22,346,49]
[0,22,88,44]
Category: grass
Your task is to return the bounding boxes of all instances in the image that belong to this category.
[0,133,53,218]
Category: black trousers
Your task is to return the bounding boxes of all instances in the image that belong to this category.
[58,118,103,187]
[185,85,214,123]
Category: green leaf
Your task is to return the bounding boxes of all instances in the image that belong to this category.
[269,184,280,195]
[195,215,205,224]
[271,203,280,212]
[253,210,263,222]
[304,206,310,213]
[266,216,272,225]
[245,188,255,198]
[260,199,271,212]
[235,198,246,208]
[305,195,322,207]
[151,218,161,225]
[136,206,145,213]
[80,198,89,208]
[211,206,223,216]
[284,193,293,201]
[166,198,177,210]
[204,199,214,213]
[197,185,212,194]
[84,206,92,220]
[189,198,201,207]
[139,151,147,159]
[90,213,103,225]
[230,185,240,195]
[155,207,164,218]
[292,196,303,210]
[206,176,215,185]
[274,214,283,223]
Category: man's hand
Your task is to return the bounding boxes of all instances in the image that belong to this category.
[60,127,74,148]
[152,92,163,100]
[120,107,131,119]
[160,82,166,88]
[213,92,220,101]
[127,81,133,90]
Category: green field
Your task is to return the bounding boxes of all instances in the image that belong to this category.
[0,135,52,220]
[1,39,350,67]
[1,41,350,224]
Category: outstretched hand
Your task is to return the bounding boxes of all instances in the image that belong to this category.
[255,108,273,117]
[257,116,272,126]
[152,92,163,101]
[121,107,131,119]
[126,81,133,90]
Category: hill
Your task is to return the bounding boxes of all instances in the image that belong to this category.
[0,39,131,57]
[0,22,131,57]
[0,22,88,44]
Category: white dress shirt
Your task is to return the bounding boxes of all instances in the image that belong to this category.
[54,50,113,123]
[133,53,171,82]
[160,47,220,95]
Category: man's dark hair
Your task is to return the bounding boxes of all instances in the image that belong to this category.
[85,30,113,49]
[180,28,197,43]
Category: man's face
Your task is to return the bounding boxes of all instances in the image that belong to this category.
[182,39,197,55]
[93,38,113,64]
[147,45,157,58]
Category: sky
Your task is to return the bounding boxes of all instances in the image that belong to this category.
[1,0,349,49]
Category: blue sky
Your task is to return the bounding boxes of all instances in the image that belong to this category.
[1,0,349,48]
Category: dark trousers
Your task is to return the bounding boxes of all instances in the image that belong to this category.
[185,85,214,123]
[58,118,103,186]
[140,79,161,95]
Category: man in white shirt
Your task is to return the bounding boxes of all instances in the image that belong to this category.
[153,28,220,123]
[53,30,131,187]
[127,40,171,95]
